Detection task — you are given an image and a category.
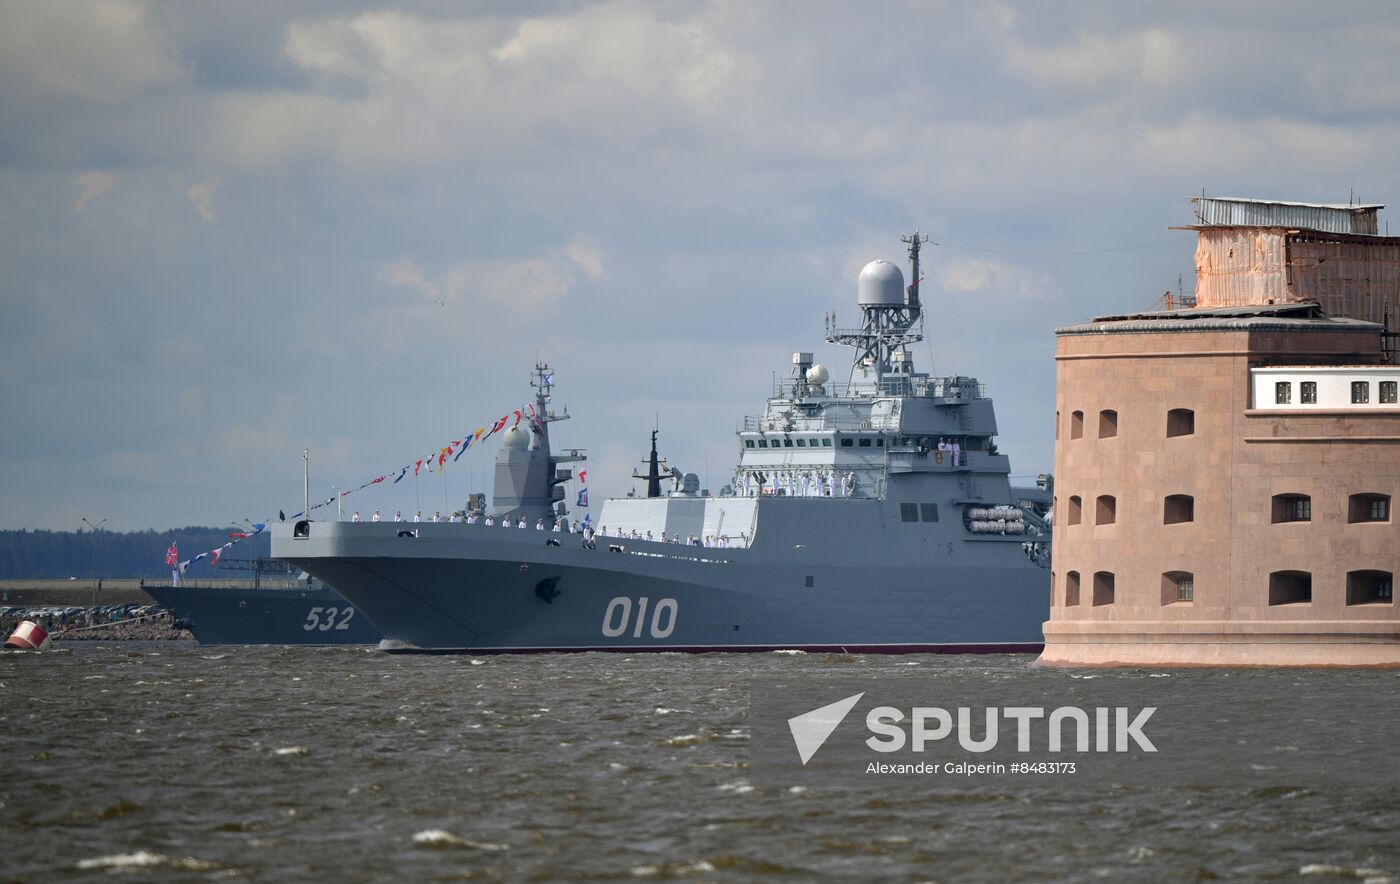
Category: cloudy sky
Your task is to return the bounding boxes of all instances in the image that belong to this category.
[3,1,1399,531]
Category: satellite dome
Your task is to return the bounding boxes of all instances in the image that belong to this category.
[806,364,829,386]
[501,425,529,450]
[857,260,905,306]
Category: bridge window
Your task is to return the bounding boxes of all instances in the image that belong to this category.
[1098,409,1118,439]
[757,439,768,448]
[1166,408,1194,437]
[796,438,806,447]
[900,503,918,522]
[1162,571,1194,605]
[1301,382,1318,404]
[1065,571,1080,606]
[1092,572,1115,606]
[1383,381,1398,404]
[1067,496,1082,526]
[1274,381,1292,405]
[783,438,794,448]
[1349,493,1390,523]
[822,438,832,447]
[1268,570,1312,605]
[1347,570,1393,605]
[1351,381,1370,404]
[859,438,871,448]
[920,503,939,522]
[1070,411,1084,439]
[877,437,884,447]
[1271,493,1311,524]
[1163,494,1194,524]
[841,438,853,447]
[745,440,755,448]
[1095,495,1116,525]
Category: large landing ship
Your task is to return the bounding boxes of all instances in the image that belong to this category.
[273,236,1052,653]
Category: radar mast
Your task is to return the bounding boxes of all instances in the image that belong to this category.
[825,232,928,390]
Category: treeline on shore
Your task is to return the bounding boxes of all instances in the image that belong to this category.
[0,528,272,579]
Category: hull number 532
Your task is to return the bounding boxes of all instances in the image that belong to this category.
[303,606,356,632]
[601,596,677,639]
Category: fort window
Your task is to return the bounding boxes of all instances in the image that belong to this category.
[1274,381,1292,405]
[1092,571,1115,606]
[1383,381,1398,404]
[1268,570,1312,606]
[1271,493,1311,524]
[1095,495,1116,525]
[1166,408,1195,437]
[920,503,939,522]
[1301,381,1318,404]
[1067,496,1082,526]
[1349,493,1391,523]
[1065,571,1080,606]
[1055,411,1060,441]
[1161,571,1194,605]
[900,503,918,522]
[1070,411,1084,439]
[1098,409,1118,439]
[1346,571,1393,605]
[1163,494,1195,524]
[1351,381,1370,404]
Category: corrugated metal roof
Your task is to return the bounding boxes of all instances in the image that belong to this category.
[1091,302,1323,323]
[1191,197,1381,235]
[1056,314,1382,337]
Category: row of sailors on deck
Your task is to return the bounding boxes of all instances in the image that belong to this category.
[742,470,856,498]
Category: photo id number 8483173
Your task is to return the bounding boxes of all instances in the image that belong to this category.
[303,606,355,632]
[601,596,677,639]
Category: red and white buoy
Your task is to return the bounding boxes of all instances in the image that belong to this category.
[4,620,52,651]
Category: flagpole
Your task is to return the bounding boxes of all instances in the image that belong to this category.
[303,448,310,523]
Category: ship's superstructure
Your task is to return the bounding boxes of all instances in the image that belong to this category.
[274,236,1052,653]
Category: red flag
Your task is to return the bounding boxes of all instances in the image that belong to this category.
[371,475,386,485]
[210,547,222,567]
[414,459,423,476]
[165,543,178,566]
[578,469,587,484]
[228,532,247,539]
[487,416,508,436]
[513,409,522,427]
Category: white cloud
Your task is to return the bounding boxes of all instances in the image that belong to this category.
[936,257,1062,302]
[72,170,116,213]
[0,0,184,104]
[185,179,217,222]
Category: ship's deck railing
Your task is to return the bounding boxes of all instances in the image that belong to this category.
[765,377,987,402]
[741,414,900,433]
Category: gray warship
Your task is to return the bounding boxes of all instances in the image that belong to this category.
[273,235,1052,653]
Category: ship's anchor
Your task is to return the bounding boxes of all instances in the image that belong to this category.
[535,577,561,604]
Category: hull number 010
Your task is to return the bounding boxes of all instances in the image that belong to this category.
[601,596,677,639]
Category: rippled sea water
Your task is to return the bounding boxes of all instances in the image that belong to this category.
[2,645,1397,882]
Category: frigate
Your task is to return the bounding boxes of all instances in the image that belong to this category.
[142,560,381,645]
[273,235,1052,653]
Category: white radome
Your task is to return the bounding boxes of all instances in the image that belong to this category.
[806,364,829,386]
[857,260,905,306]
[501,425,529,450]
